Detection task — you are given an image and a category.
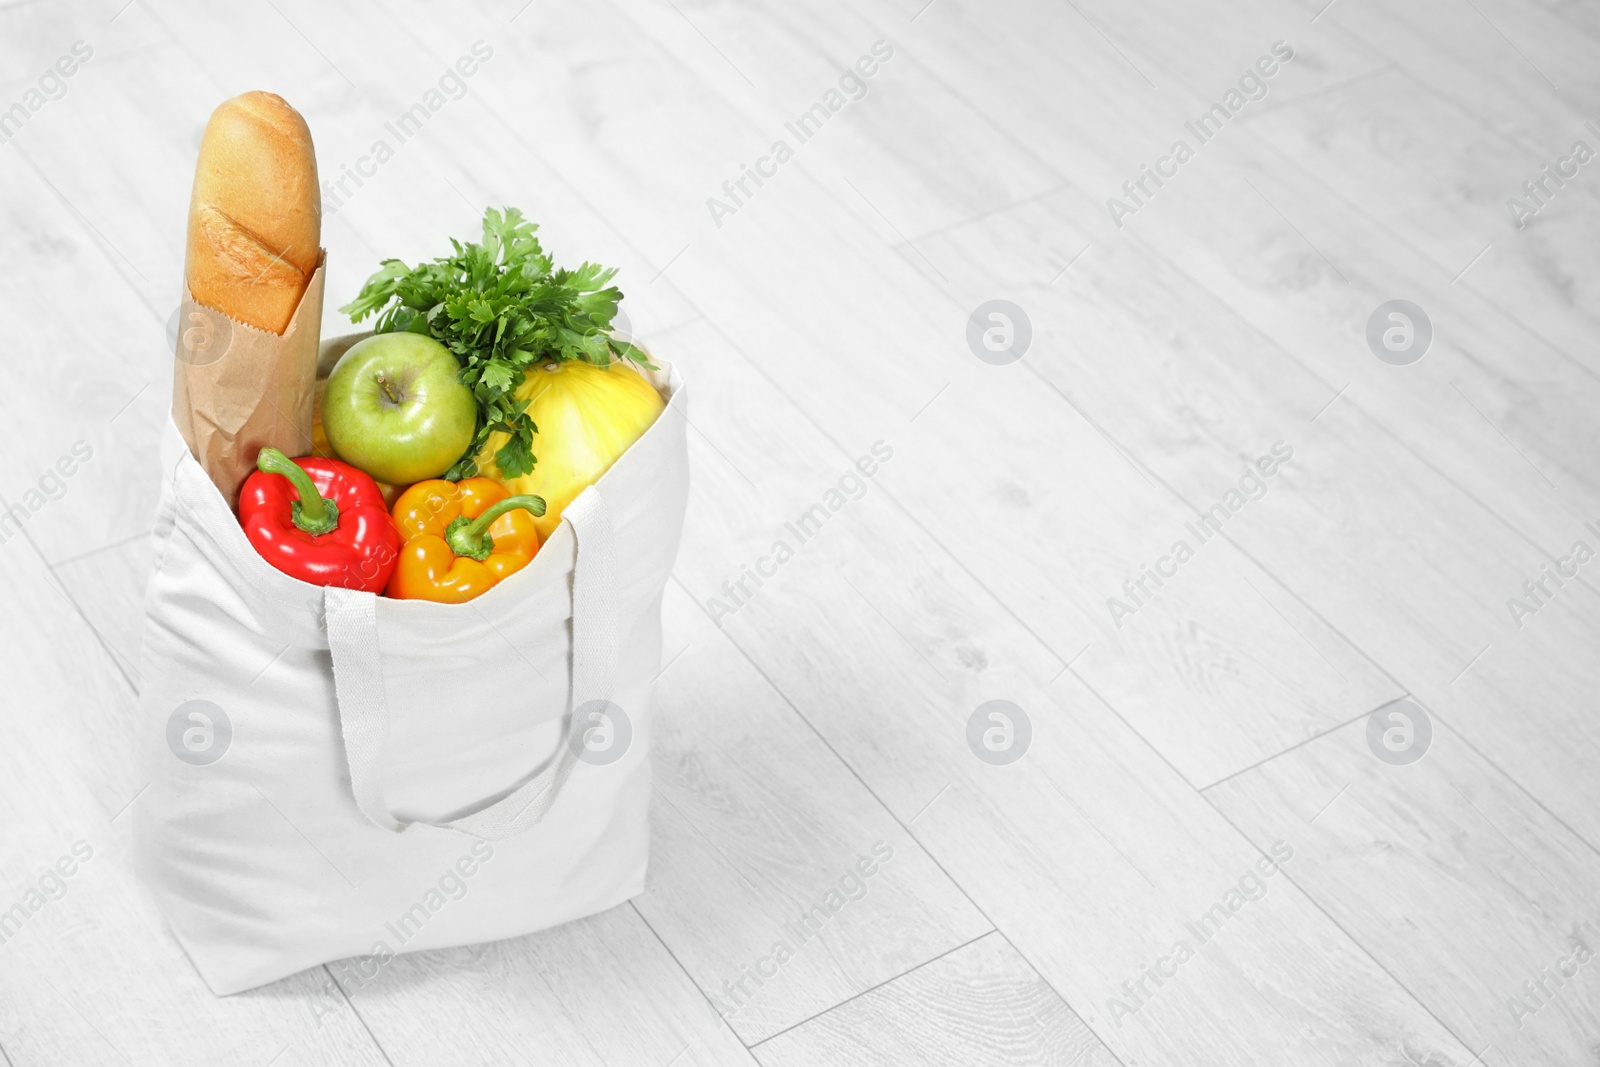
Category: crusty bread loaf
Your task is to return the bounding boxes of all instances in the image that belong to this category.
[185,91,320,335]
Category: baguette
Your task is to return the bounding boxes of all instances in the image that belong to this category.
[185,91,320,334]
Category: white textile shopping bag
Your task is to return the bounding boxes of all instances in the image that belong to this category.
[133,355,688,996]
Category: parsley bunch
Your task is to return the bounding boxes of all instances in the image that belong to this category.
[339,207,652,480]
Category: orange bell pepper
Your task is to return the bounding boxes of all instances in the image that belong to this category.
[386,478,546,603]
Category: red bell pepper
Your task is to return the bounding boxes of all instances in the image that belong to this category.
[238,447,403,592]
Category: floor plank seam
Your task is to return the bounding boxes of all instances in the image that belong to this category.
[664,570,1127,1054]
[1068,663,1483,1064]
[1215,527,1600,866]
[1233,61,1398,124]
[664,286,1098,690]
[324,962,399,1067]
[6,502,141,698]
[625,899,759,1053]
[747,929,999,1051]
[621,20,1600,848]
[1199,798,1487,1065]
[1197,704,1387,794]
[49,528,153,570]
[1382,22,1593,154]
[1238,118,1600,389]
[980,924,1134,1067]
[1062,401,1600,867]
[1114,221,1600,604]
[895,0,1600,401]
[11,141,168,326]
[1058,664,1403,1058]
[664,574,1009,933]
[1118,215,1597,532]
[616,101,1594,1063]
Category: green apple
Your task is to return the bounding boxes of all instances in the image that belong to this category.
[323,333,476,485]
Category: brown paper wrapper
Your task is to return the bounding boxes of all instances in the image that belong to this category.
[171,257,326,508]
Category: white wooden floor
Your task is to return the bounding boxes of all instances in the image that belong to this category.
[3,0,1599,1063]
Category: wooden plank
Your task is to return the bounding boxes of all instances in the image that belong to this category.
[0,1,198,298]
[753,933,1120,1067]
[903,186,1600,849]
[631,316,1472,1066]
[1240,65,1600,378]
[811,0,1600,534]
[874,166,1600,838]
[765,0,1600,548]
[981,0,1600,382]
[0,136,167,566]
[0,148,156,801]
[1550,0,1600,38]
[695,0,1600,852]
[50,535,152,687]
[1290,0,1599,148]
[1102,144,1600,542]
[724,0,1388,241]
[656,210,1404,790]
[636,576,993,1044]
[328,902,758,1067]
[607,0,1068,241]
[1210,709,1600,1066]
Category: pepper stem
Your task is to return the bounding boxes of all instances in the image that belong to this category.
[444,494,546,561]
[257,446,340,537]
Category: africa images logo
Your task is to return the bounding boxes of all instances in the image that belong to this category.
[966,300,1031,365]
[966,700,1031,765]
[1365,697,1431,766]
[166,700,232,766]
[1365,300,1432,366]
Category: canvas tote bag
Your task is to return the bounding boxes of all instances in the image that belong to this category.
[133,349,688,996]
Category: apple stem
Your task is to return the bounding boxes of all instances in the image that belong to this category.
[374,371,401,405]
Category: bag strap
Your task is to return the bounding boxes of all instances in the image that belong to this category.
[325,485,619,840]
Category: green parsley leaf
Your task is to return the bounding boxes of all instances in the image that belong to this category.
[338,207,654,480]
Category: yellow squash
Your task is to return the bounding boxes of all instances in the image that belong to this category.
[476,360,665,540]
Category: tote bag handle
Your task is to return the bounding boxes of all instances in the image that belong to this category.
[324,486,619,840]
